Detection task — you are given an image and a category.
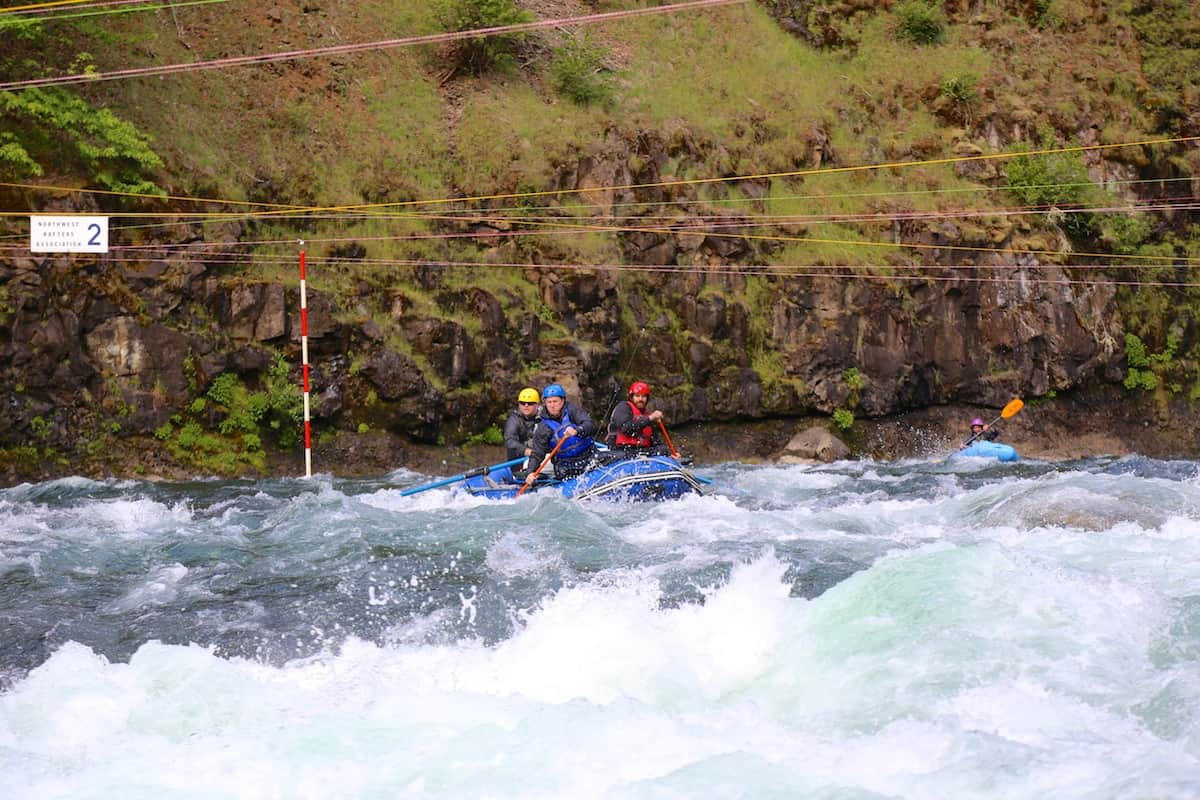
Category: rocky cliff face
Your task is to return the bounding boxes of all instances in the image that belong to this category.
[0,138,1151,484]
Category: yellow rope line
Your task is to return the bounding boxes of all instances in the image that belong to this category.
[5,209,1192,266]
[409,208,1200,265]
[0,182,308,211]
[4,135,1197,218]
[7,174,1195,223]
[0,0,96,13]
[4,137,1198,266]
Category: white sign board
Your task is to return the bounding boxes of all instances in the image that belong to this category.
[30,215,109,253]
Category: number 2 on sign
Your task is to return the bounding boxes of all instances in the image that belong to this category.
[87,224,101,246]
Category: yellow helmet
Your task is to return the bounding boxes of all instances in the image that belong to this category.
[518,387,540,403]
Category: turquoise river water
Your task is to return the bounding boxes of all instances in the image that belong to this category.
[2,456,1199,798]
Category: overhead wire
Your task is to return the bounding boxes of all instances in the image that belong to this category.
[4,173,1197,230]
[0,0,231,22]
[0,0,748,91]
[5,206,1198,267]
[5,247,1192,289]
[0,0,99,13]
[3,193,1197,269]
[4,195,1196,236]
[0,1,1195,279]
[5,135,1195,236]
[8,171,1195,265]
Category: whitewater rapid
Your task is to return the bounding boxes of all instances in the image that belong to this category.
[2,456,1199,798]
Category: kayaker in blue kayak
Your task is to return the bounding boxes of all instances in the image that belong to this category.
[949,400,1023,462]
[967,417,1000,444]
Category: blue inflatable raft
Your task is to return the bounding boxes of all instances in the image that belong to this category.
[953,441,1020,462]
[458,453,706,501]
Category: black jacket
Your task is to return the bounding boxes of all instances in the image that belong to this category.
[967,428,1000,445]
[527,402,596,465]
[503,408,541,460]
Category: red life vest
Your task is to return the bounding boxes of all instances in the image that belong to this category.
[613,401,654,447]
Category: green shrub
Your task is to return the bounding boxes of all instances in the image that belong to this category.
[436,0,534,74]
[1032,0,1064,30]
[0,17,42,39]
[894,2,946,45]
[0,132,41,177]
[832,408,855,430]
[1124,368,1158,391]
[551,34,615,107]
[1153,332,1180,364]
[263,356,303,446]
[219,407,258,436]
[1004,132,1097,237]
[1123,332,1178,391]
[1004,142,1090,208]
[1126,332,1149,368]
[159,355,303,474]
[1100,213,1151,256]
[206,373,239,407]
[177,421,204,449]
[276,426,299,450]
[940,74,977,104]
[465,424,504,446]
[940,74,978,122]
[842,367,866,410]
[0,88,164,194]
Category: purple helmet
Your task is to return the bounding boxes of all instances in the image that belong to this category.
[971,418,984,427]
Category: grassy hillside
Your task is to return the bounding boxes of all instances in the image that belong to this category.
[7,1,1191,246]
[3,0,1200,448]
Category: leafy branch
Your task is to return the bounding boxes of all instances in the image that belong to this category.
[0,88,165,195]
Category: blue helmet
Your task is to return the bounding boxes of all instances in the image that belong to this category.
[542,383,566,400]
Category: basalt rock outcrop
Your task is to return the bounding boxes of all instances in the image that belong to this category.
[0,211,1134,482]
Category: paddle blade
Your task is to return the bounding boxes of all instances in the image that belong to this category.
[1001,398,1024,418]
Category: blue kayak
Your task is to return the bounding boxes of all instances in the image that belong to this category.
[954,441,1019,462]
[458,453,706,501]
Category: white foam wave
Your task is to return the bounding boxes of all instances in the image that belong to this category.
[4,547,1200,799]
[80,497,195,538]
[359,485,499,513]
[100,564,191,615]
[484,531,566,578]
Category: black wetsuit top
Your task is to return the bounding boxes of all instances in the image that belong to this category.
[504,408,541,461]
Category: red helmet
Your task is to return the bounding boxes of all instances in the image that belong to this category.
[628,381,651,396]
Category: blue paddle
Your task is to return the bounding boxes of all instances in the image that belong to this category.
[400,457,528,496]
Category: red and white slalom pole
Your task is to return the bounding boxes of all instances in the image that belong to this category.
[299,247,312,478]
